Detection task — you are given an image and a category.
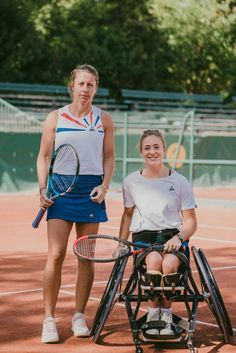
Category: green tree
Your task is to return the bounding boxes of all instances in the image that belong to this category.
[152,0,236,95]
[0,0,49,82]
[0,0,235,96]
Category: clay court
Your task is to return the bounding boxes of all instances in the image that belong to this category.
[0,187,235,353]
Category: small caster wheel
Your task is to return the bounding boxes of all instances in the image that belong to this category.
[135,346,143,353]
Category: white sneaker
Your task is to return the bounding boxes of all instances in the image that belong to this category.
[160,310,174,335]
[72,312,90,337]
[146,309,160,335]
[41,317,59,343]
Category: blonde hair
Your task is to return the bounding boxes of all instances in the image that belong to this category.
[139,129,166,152]
[68,64,99,98]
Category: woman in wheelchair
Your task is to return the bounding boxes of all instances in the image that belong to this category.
[119,129,197,337]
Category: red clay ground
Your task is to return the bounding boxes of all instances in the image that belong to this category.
[0,187,235,353]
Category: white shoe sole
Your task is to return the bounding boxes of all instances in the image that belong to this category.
[41,336,59,343]
[72,328,90,337]
[159,329,174,335]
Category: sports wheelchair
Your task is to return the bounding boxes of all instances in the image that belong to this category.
[91,244,233,353]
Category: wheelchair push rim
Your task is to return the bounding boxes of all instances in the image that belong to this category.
[92,257,128,342]
[192,246,233,343]
[198,248,233,337]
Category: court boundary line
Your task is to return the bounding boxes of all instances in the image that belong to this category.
[1,264,236,297]
[1,218,236,232]
[60,289,236,332]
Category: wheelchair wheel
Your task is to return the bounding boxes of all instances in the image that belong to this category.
[198,249,233,336]
[92,256,128,342]
[192,246,233,343]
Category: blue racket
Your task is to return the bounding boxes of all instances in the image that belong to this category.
[32,144,80,228]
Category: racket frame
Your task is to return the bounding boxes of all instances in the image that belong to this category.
[73,234,164,263]
[32,143,80,228]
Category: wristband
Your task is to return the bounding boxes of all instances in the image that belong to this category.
[39,186,46,193]
[177,233,184,242]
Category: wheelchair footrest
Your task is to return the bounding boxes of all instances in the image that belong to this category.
[142,320,166,331]
[141,323,182,341]
[143,332,183,342]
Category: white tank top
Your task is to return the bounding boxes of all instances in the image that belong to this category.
[55,105,104,175]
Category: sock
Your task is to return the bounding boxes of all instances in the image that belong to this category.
[161,307,172,314]
[148,307,160,315]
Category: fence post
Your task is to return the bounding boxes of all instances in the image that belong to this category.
[189,109,195,184]
[122,112,128,180]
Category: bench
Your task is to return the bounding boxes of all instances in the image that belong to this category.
[0,82,118,112]
[121,89,225,111]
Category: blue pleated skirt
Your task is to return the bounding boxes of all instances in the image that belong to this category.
[46,175,108,223]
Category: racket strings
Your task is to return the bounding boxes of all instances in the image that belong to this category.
[52,174,75,192]
[74,237,131,261]
[52,145,79,193]
[76,238,97,259]
[53,145,78,174]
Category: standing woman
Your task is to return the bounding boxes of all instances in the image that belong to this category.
[119,129,197,336]
[37,64,115,343]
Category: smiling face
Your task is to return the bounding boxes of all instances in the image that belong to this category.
[140,134,165,167]
[71,70,97,104]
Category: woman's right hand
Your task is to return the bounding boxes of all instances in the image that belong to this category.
[40,188,54,209]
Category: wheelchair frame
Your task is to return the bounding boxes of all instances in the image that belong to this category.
[91,246,233,353]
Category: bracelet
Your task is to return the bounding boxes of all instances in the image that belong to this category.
[177,233,184,242]
[101,184,108,192]
[39,186,46,193]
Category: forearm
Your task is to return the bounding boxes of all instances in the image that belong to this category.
[102,153,115,190]
[178,208,197,242]
[37,154,50,189]
[119,214,131,240]
[180,218,197,241]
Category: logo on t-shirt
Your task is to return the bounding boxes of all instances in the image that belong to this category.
[169,186,175,191]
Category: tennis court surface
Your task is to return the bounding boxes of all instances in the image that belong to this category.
[0,187,235,353]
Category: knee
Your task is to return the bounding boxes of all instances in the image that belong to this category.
[48,250,66,266]
[162,258,179,274]
[145,252,162,271]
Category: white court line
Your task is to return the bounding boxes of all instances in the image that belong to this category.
[0,280,112,297]
[1,265,236,297]
[101,224,236,244]
[1,219,236,232]
[199,224,236,231]
[101,223,236,233]
[60,289,236,332]
[193,236,236,244]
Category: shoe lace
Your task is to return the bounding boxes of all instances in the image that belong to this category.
[44,319,57,333]
[147,310,160,322]
[161,311,172,324]
[73,313,87,326]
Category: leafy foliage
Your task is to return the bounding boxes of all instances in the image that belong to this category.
[0,0,235,96]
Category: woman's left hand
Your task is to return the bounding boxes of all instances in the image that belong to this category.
[90,184,107,203]
[164,235,182,252]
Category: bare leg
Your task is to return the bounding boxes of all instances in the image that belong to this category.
[43,219,73,318]
[145,251,163,308]
[161,254,181,308]
[74,222,99,313]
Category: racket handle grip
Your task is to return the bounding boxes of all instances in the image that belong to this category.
[32,208,46,228]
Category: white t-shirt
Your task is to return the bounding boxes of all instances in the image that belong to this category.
[122,170,196,233]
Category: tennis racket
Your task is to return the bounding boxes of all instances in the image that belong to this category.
[32,143,80,228]
[73,234,164,263]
